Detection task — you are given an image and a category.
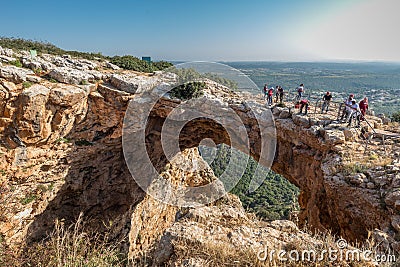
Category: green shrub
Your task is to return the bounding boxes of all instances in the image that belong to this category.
[201,144,300,221]
[392,111,400,122]
[22,81,32,88]
[20,194,36,205]
[342,162,368,175]
[276,102,286,108]
[110,55,150,72]
[0,37,106,61]
[10,59,22,68]
[33,68,42,75]
[152,60,174,70]
[56,137,71,143]
[170,82,205,100]
[0,37,174,72]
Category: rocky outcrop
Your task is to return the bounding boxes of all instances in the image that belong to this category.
[0,65,37,84]
[0,51,399,264]
[48,67,98,85]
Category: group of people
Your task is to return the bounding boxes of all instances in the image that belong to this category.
[263,84,285,105]
[262,83,370,127]
[340,94,369,127]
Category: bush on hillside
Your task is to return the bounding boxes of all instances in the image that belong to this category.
[0,37,173,71]
[168,68,205,100]
[110,55,173,72]
[392,111,400,122]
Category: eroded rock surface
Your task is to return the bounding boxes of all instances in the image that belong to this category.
[0,50,399,264]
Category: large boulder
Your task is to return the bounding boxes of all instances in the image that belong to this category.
[15,84,51,143]
[0,65,36,83]
[48,67,95,85]
[0,46,14,57]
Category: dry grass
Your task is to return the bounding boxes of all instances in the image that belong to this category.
[170,238,264,267]
[168,228,397,267]
[0,213,129,267]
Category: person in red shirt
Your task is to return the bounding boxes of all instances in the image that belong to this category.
[299,98,309,115]
[359,97,369,120]
[267,87,274,105]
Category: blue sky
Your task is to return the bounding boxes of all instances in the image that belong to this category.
[1,0,399,61]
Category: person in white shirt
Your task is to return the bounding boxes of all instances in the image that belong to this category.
[297,84,304,99]
[348,100,361,127]
[340,94,354,121]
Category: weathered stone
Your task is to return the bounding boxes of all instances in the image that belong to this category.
[292,114,311,128]
[385,191,400,207]
[49,67,95,85]
[0,55,16,63]
[0,50,399,262]
[0,65,35,83]
[391,215,400,232]
[0,46,14,57]
[49,85,88,106]
[15,84,51,143]
[349,173,365,185]
[105,61,120,70]
[324,129,345,145]
[343,128,357,141]
[278,109,291,119]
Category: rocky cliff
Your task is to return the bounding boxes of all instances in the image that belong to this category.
[0,47,399,265]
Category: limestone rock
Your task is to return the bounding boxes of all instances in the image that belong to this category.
[343,128,357,141]
[15,84,51,143]
[49,85,88,106]
[0,51,399,263]
[324,129,345,145]
[105,61,120,70]
[0,46,14,57]
[349,173,365,185]
[292,114,311,128]
[385,191,400,209]
[109,73,165,94]
[391,215,400,232]
[48,67,95,85]
[0,55,16,63]
[0,65,35,83]
[278,109,291,119]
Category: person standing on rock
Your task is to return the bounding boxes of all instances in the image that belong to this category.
[263,84,268,100]
[321,91,332,113]
[348,100,361,127]
[267,87,274,106]
[341,94,354,122]
[275,86,280,103]
[359,97,369,120]
[278,86,284,103]
[297,84,304,99]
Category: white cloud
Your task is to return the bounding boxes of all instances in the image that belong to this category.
[299,0,400,61]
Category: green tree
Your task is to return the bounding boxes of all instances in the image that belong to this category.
[201,144,299,221]
[392,111,400,122]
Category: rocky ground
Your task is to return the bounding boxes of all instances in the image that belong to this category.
[0,46,399,266]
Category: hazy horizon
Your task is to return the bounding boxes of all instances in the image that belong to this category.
[1,0,400,62]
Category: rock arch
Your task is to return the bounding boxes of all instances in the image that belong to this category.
[0,77,397,253]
